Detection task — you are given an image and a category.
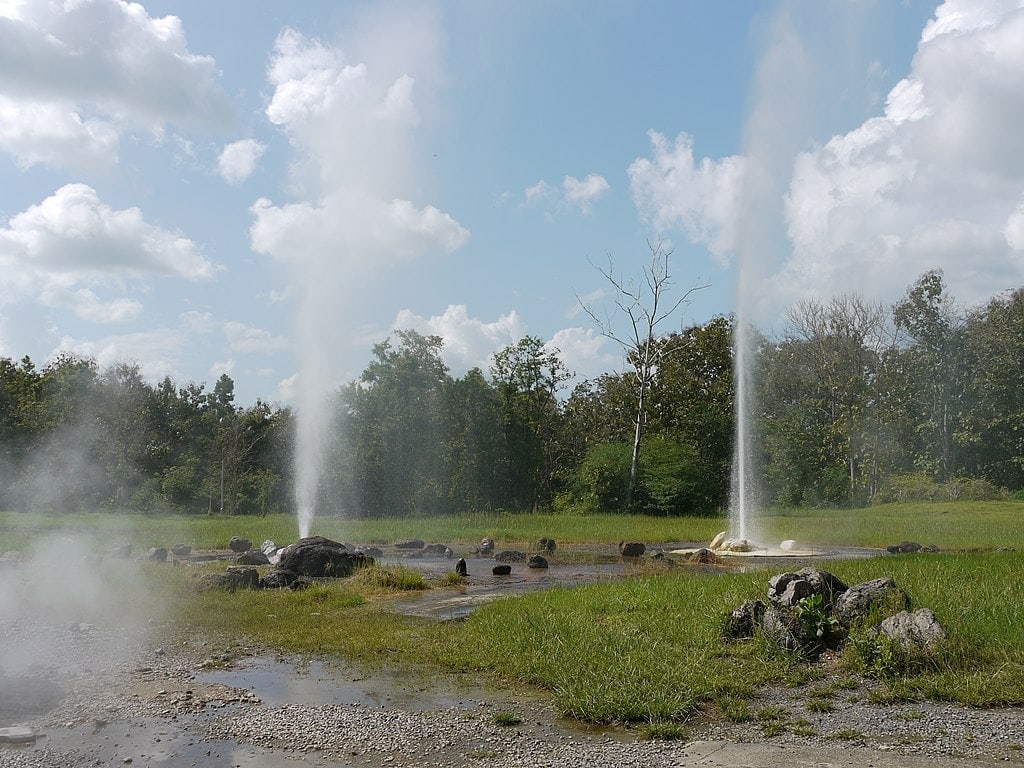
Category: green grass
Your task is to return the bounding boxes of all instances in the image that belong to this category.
[4,500,1023,555]
[435,569,786,723]
[761,500,1024,550]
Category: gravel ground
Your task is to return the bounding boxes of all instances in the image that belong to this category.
[2,617,1023,768]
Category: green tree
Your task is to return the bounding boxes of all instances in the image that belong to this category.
[962,287,1024,489]
[491,336,572,511]
[578,238,707,507]
[645,316,735,511]
[893,271,968,481]
[347,329,452,516]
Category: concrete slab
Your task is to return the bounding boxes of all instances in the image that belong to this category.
[669,740,1011,767]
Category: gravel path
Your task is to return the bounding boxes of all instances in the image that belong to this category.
[2,617,1022,768]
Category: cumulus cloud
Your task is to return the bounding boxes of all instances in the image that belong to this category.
[0,94,119,169]
[562,174,610,214]
[218,139,267,185]
[547,326,618,384]
[523,174,610,215]
[264,23,429,198]
[391,304,525,374]
[0,0,232,169]
[0,184,217,356]
[53,317,208,384]
[778,0,1024,311]
[0,184,216,280]
[629,131,746,263]
[224,320,289,354]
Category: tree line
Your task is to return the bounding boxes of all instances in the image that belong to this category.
[1,270,1021,517]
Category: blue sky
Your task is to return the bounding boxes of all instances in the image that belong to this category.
[2,0,1022,406]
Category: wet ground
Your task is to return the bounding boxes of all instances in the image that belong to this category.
[4,537,1017,767]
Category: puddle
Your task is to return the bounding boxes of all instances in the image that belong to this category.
[197,656,499,710]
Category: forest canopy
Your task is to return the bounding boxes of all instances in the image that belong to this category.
[2,272,1022,517]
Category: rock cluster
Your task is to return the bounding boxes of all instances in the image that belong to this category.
[726,567,943,660]
[197,536,373,592]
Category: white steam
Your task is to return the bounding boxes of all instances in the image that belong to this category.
[250,7,468,537]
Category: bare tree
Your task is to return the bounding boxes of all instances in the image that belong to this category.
[577,238,708,507]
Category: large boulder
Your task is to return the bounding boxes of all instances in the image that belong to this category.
[874,608,946,649]
[527,555,549,569]
[834,577,908,623]
[229,536,252,553]
[277,536,372,578]
[619,542,646,558]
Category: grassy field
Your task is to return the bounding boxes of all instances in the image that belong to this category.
[3,502,1023,725]
[3,499,1022,552]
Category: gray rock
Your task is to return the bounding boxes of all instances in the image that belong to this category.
[278,536,372,577]
[197,566,260,591]
[835,577,907,623]
[887,541,923,554]
[478,538,495,555]
[0,726,37,744]
[874,608,947,648]
[767,572,814,607]
[536,538,556,553]
[494,550,526,563]
[260,569,298,589]
[421,543,453,557]
[170,543,192,557]
[619,542,646,558]
[236,549,270,566]
[527,555,549,569]
[146,547,168,563]
[394,538,425,550]
[492,564,512,576]
[260,539,279,557]
[768,568,847,608]
[725,599,765,639]
[229,536,252,553]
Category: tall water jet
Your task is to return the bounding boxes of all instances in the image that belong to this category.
[728,6,815,546]
[250,11,468,539]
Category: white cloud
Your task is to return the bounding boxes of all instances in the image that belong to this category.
[0,184,217,280]
[392,304,525,374]
[218,139,267,185]
[0,185,217,355]
[250,192,469,268]
[779,0,1024,311]
[0,0,232,169]
[38,286,142,324]
[562,174,610,214]
[628,131,745,262]
[1006,198,1024,250]
[265,24,430,197]
[523,174,610,215]
[525,180,553,204]
[0,95,119,170]
[224,320,289,354]
[547,326,618,384]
